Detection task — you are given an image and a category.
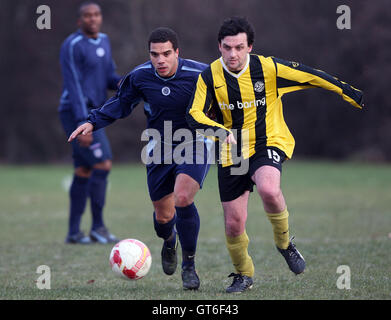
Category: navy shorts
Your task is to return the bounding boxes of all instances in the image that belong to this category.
[146,138,213,201]
[59,109,112,168]
[217,146,286,202]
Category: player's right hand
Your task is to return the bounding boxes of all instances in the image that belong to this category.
[68,122,94,143]
[224,132,237,145]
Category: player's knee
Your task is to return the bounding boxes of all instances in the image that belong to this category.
[174,191,194,207]
[258,185,281,206]
[155,210,175,224]
[93,160,112,171]
[75,166,92,178]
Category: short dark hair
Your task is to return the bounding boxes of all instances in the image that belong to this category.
[78,1,101,17]
[148,27,179,50]
[218,17,255,46]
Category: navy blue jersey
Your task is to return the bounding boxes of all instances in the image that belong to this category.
[88,58,208,138]
[59,30,121,124]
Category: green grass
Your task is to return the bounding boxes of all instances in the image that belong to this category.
[0,161,390,300]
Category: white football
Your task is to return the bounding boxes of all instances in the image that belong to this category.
[109,239,152,280]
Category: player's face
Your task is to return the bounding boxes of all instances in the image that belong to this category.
[78,4,102,38]
[149,41,179,78]
[219,32,253,72]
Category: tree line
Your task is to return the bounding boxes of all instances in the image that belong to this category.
[1,0,389,163]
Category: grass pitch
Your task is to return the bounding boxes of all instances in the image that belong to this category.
[0,161,390,300]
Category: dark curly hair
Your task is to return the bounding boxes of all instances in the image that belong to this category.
[148,27,179,51]
[218,17,255,46]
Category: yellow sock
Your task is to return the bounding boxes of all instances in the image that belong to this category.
[267,208,290,250]
[225,231,254,277]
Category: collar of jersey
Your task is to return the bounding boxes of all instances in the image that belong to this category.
[77,29,103,45]
[88,36,102,45]
[219,54,250,78]
[154,70,177,81]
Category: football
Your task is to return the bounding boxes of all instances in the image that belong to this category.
[109,239,152,280]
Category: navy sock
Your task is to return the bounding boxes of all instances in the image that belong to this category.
[89,169,109,231]
[68,175,89,236]
[153,212,177,248]
[175,203,200,268]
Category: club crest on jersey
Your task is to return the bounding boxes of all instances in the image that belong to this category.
[89,143,103,158]
[291,61,299,68]
[96,47,105,57]
[254,81,265,93]
[161,86,171,96]
[93,148,103,158]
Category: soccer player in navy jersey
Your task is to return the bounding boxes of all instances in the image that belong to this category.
[68,27,211,290]
[59,2,121,244]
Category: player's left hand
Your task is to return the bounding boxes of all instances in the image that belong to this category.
[68,122,94,143]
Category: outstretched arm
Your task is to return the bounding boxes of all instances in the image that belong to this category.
[68,72,141,143]
[272,57,364,109]
[89,74,141,131]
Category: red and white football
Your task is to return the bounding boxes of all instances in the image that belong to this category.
[109,239,152,280]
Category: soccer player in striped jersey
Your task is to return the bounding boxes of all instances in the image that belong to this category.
[187,17,364,293]
[59,2,121,245]
[68,27,211,290]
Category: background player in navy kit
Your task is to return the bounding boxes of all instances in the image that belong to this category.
[68,27,211,290]
[59,2,121,244]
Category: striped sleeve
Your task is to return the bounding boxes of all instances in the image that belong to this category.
[186,70,231,137]
[273,57,364,109]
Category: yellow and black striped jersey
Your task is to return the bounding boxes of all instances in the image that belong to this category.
[186,54,364,167]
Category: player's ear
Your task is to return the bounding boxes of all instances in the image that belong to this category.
[248,44,253,53]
